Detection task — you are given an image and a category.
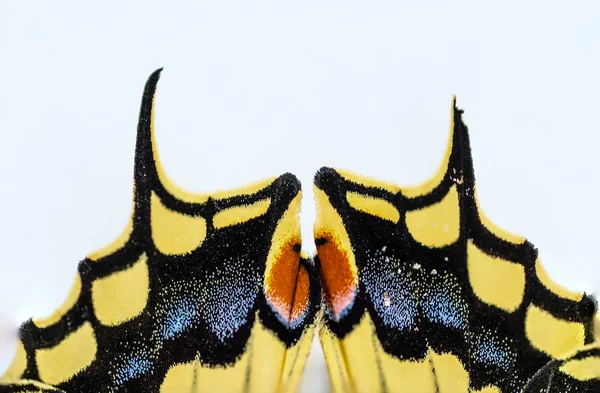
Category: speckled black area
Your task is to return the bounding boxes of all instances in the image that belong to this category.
[314,102,597,392]
[3,69,321,393]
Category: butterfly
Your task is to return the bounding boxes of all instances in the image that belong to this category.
[0,69,598,393]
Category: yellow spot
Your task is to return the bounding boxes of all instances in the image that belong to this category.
[430,351,469,393]
[535,259,583,301]
[474,188,525,244]
[92,254,149,326]
[401,99,455,199]
[525,304,585,358]
[472,385,501,393]
[151,192,207,255]
[213,198,271,229]
[559,355,600,381]
[34,273,82,328]
[346,192,400,223]
[0,341,27,382]
[467,240,525,312]
[87,215,133,261]
[336,168,400,195]
[406,185,460,248]
[36,322,97,385]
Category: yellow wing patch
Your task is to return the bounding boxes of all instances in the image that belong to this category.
[150,192,207,255]
[91,253,149,326]
[559,355,600,381]
[36,322,97,385]
[405,185,460,247]
[525,304,585,358]
[33,273,82,328]
[346,192,400,223]
[213,198,271,229]
[467,240,525,312]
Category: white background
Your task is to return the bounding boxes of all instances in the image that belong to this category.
[1,2,599,392]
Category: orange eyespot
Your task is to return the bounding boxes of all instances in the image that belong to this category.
[317,235,357,319]
[290,264,310,323]
[265,240,310,325]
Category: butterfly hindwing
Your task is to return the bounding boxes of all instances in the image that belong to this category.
[2,73,598,393]
[314,99,598,393]
[0,70,320,393]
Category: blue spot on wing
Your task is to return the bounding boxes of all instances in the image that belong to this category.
[469,327,516,371]
[362,253,418,331]
[113,356,152,385]
[160,297,197,340]
[422,272,468,331]
[200,255,260,342]
[201,278,258,341]
[362,250,468,332]
[156,256,260,343]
